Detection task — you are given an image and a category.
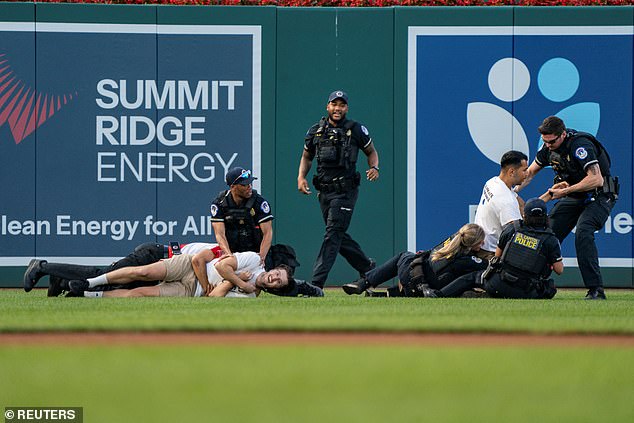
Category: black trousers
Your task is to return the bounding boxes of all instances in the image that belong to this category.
[484,273,540,299]
[311,187,372,287]
[439,270,546,299]
[41,243,165,291]
[365,252,416,288]
[438,270,483,297]
[549,193,615,289]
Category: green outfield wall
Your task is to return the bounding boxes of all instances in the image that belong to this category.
[0,4,632,288]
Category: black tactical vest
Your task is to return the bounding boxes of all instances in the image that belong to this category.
[500,223,552,279]
[314,118,358,171]
[217,191,262,253]
[550,130,611,186]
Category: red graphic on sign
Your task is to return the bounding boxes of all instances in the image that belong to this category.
[0,53,77,144]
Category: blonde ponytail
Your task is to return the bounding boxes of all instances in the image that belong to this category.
[431,223,485,262]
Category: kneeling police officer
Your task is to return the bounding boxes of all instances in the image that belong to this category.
[425,198,563,299]
[210,167,274,264]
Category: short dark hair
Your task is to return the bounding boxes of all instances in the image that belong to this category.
[262,265,297,296]
[538,116,566,136]
[500,150,528,170]
[275,264,296,290]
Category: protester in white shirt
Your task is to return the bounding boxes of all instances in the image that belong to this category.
[474,151,529,256]
[68,250,293,298]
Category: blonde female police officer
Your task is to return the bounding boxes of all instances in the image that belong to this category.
[341,223,488,297]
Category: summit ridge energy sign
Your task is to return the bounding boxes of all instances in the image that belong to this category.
[0,22,261,264]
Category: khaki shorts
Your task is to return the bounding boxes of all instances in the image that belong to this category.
[158,254,197,297]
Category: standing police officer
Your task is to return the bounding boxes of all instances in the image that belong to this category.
[516,116,619,300]
[210,167,274,264]
[297,91,379,288]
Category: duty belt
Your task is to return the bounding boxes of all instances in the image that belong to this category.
[600,176,619,199]
[315,176,357,193]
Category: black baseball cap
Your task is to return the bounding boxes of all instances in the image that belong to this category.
[524,198,547,217]
[328,90,348,104]
[225,167,256,186]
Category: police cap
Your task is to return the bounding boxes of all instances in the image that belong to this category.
[328,90,348,104]
[226,167,257,186]
[524,198,547,217]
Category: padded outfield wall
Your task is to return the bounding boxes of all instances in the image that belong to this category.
[0,3,632,288]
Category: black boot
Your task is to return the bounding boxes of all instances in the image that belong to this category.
[585,287,607,300]
[387,286,403,297]
[422,285,440,298]
[342,277,370,295]
[23,259,48,292]
[47,276,67,297]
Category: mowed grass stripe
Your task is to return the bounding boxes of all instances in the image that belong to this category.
[2,288,634,334]
[2,345,633,423]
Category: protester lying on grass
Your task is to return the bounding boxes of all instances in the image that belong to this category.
[24,243,323,298]
[64,250,295,298]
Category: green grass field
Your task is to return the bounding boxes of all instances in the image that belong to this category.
[2,288,633,422]
[1,288,633,334]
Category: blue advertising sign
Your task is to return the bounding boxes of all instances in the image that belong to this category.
[0,23,261,264]
[408,26,633,267]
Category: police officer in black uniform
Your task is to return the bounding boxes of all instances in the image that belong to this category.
[23,242,169,296]
[425,199,563,299]
[297,91,379,288]
[341,223,488,297]
[210,167,274,264]
[516,116,619,300]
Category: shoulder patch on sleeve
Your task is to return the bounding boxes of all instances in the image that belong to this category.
[210,204,218,217]
[361,125,369,136]
[471,256,483,264]
[261,201,270,214]
[575,147,588,160]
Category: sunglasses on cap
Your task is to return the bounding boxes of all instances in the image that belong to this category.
[232,169,252,185]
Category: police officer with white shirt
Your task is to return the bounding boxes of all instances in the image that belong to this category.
[516,116,618,300]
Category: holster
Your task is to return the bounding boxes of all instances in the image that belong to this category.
[481,256,501,281]
[601,176,620,199]
[314,173,360,193]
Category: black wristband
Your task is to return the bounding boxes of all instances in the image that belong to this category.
[371,166,380,171]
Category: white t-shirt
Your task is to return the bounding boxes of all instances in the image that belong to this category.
[474,176,522,252]
[180,243,217,255]
[194,251,264,298]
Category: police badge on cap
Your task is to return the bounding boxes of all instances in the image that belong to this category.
[328,90,348,104]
